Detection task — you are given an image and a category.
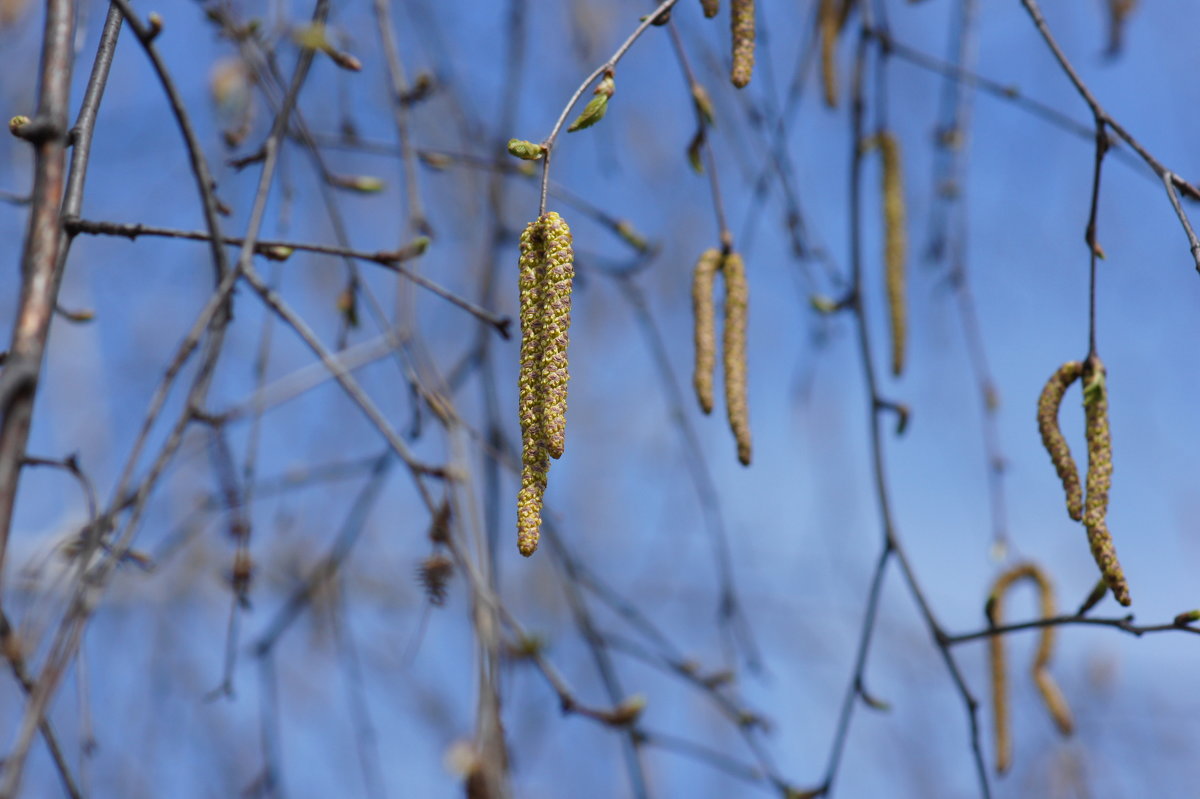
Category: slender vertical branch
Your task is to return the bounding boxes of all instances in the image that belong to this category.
[0,0,76,592]
[1084,124,1109,358]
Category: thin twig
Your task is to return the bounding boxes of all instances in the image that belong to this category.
[946,613,1200,645]
[1018,0,1200,272]
[64,217,510,336]
[537,0,679,214]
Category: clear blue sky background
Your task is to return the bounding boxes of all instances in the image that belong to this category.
[1,1,1198,797]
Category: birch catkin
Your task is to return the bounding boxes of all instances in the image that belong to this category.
[819,0,840,107]
[722,253,752,465]
[1037,361,1084,522]
[518,220,547,454]
[987,563,1072,775]
[875,131,907,377]
[517,446,549,557]
[692,249,721,415]
[730,0,755,88]
[700,0,719,18]
[1082,356,1130,605]
[518,219,549,557]
[540,212,574,460]
[516,212,575,557]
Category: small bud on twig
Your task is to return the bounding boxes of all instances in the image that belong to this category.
[568,74,615,133]
[507,139,545,161]
[8,115,30,138]
[330,174,385,193]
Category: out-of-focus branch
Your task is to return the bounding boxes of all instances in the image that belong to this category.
[64,217,511,337]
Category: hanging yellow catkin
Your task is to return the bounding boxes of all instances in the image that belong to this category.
[517,445,549,557]
[518,220,547,456]
[539,212,574,460]
[700,0,719,18]
[819,0,840,107]
[692,249,721,415]
[515,213,574,557]
[1081,356,1131,605]
[518,219,549,556]
[730,0,755,88]
[722,253,752,465]
[872,131,908,377]
[987,563,1073,776]
[1037,361,1084,522]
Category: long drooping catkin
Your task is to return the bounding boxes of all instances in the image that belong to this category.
[518,220,547,451]
[1037,361,1084,522]
[730,0,755,88]
[700,0,719,18]
[692,249,721,415]
[539,212,574,460]
[1082,356,1130,605]
[722,253,752,465]
[516,212,575,557]
[987,563,1073,775]
[875,131,907,377]
[819,0,840,107]
[518,219,549,556]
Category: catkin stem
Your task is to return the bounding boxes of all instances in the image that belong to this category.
[1037,361,1084,521]
[730,0,755,88]
[692,249,720,415]
[722,253,752,465]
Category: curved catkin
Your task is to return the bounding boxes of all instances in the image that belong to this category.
[1081,356,1131,605]
[700,0,719,18]
[722,253,752,465]
[1037,361,1085,521]
[539,212,574,460]
[730,0,755,88]
[875,131,907,377]
[819,0,840,107]
[692,249,721,415]
[987,563,1073,775]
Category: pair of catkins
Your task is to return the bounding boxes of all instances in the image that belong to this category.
[692,249,752,466]
[516,213,574,557]
[1038,355,1130,605]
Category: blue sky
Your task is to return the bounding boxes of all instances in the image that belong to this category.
[1,0,1199,797]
